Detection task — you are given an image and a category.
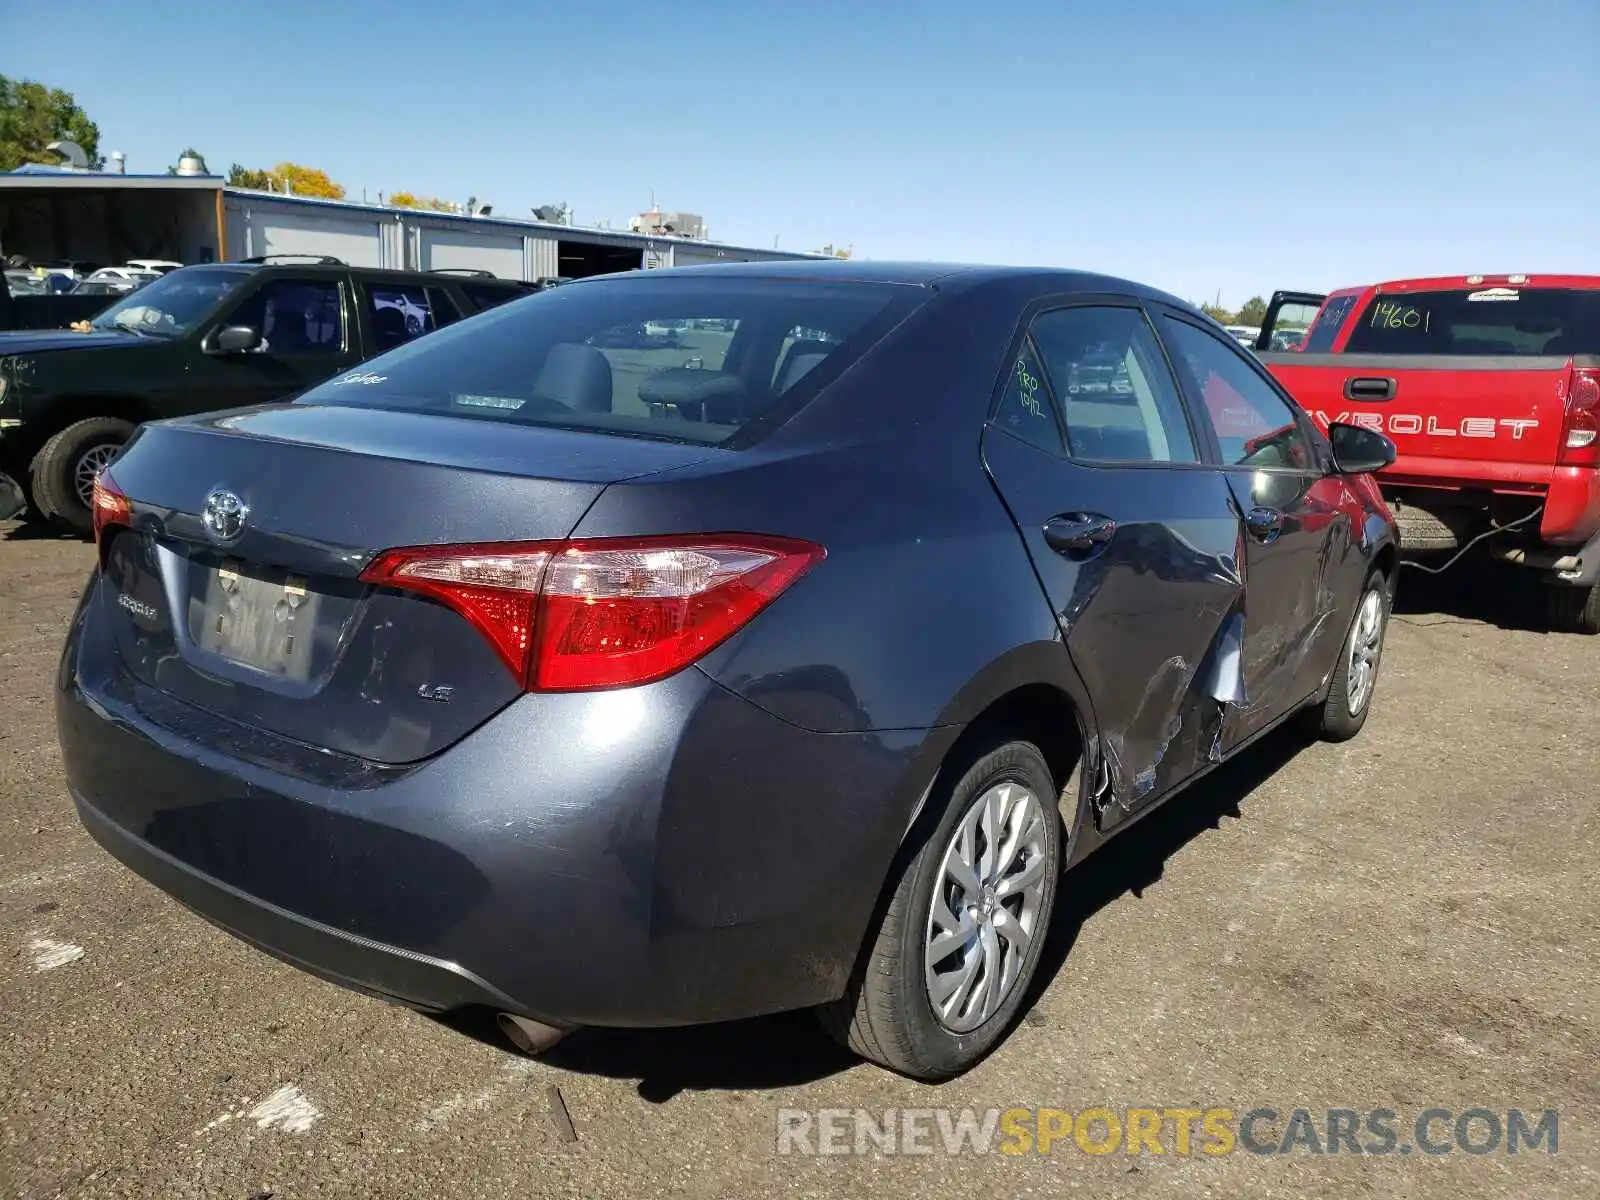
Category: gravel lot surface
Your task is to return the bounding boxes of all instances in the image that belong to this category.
[2,525,1595,1198]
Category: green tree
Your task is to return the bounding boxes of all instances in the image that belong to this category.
[1235,295,1268,328]
[228,163,277,190]
[1199,302,1234,324]
[0,76,103,171]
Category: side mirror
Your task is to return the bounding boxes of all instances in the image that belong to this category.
[214,324,263,353]
[1328,422,1397,475]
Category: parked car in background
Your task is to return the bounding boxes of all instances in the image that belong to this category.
[1258,274,1600,632]
[79,267,162,290]
[60,261,1399,1081]
[0,257,539,534]
[1224,324,1258,348]
[4,269,51,297]
[125,259,184,275]
[0,265,119,334]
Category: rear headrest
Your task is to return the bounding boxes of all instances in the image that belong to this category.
[637,368,749,423]
[775,339,836,393]
[536,343,613,412]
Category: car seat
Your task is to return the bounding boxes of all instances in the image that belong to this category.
[773,339,836,393]
[535,343,614,412]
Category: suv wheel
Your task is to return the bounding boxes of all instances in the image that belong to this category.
[819,740,1061,1080]
[29,417,136,537]
[1546,583,1600,636]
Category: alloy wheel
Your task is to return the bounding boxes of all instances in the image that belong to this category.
[1346,587,1385,716]
[924,780,1049,1033]
[73,443,121,509]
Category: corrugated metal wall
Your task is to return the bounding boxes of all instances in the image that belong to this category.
[418,226,524,276]
[526,236,558,279]
[672,244,758,268]
[224,194,808,281]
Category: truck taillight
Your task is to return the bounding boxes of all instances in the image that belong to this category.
[91,471,132,560]
[360,534,825,691]
[1560,367,1600,466]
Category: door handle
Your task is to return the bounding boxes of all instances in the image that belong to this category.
[1245,507,1284,543]
[1043,513,1117,557]
[1343,376,1397,401]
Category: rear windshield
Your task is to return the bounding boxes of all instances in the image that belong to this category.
[300,276,919,446]
[1343,288,1600,356]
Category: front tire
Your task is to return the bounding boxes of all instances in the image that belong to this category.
[29,417,135,537]
[1545,583,1600,636]
[1312,568,1391,742]
[819,740,1061,1081]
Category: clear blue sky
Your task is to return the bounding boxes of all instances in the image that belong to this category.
[5,0,1597,307]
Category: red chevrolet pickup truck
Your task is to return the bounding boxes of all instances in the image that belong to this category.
[1256,275,1600,633]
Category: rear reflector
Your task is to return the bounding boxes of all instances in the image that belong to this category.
[361,534,824,691]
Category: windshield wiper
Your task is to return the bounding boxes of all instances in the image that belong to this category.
[102,319,164,338]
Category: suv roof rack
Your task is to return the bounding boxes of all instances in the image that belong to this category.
[429,267,498,278]
[240,254,346,266]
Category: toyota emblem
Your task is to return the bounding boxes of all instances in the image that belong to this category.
[202,489,248,542]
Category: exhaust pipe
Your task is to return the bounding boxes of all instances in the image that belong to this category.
[497,1012,568,1056]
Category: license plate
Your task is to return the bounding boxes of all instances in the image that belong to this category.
[195,561,319,680]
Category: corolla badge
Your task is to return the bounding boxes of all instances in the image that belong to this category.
[202,489,249,541]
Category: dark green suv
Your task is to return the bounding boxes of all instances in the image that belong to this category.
[0,256,539,533]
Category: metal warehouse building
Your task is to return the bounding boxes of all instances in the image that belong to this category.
[0,169,818,279]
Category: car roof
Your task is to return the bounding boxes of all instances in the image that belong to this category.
[222,261,529,286]
[1364,274,1600,293]
[583,259,1195,306]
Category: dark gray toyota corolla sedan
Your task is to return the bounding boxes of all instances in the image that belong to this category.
[57,261,1399,1080]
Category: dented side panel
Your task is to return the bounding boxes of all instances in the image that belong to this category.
[981,430,1245,813]
[1222,468,1364,749]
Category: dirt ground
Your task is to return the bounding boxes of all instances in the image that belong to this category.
[1,523,1595,1199]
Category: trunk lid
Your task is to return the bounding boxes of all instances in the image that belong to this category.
[99,402,718,763]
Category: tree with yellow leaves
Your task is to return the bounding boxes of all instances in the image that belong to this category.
[389,191,459,213]
[226,162,345,199]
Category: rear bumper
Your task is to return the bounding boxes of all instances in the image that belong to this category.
[73,792,527,1016]
[57,580,949,1027]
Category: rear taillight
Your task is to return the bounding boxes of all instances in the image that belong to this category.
[91,471,132,559]
[360,534,825,691]
[1560,367,1600,466]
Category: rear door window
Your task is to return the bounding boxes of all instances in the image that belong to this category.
[991,338,1065,455]
[1028,306,1199,464]
[1343,288,1600,356]
[1303,294,1359,352]
[361,283,460,352]
[299,277,921,447]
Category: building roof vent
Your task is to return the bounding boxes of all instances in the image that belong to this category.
[45,140,90,170]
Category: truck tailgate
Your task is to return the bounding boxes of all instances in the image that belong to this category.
[1262,353,1573,491]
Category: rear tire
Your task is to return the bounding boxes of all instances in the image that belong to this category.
[818,740,1061,1081]
[29,417,135,537]
[1546,583,1600,636]
[1312,568,1391,742]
